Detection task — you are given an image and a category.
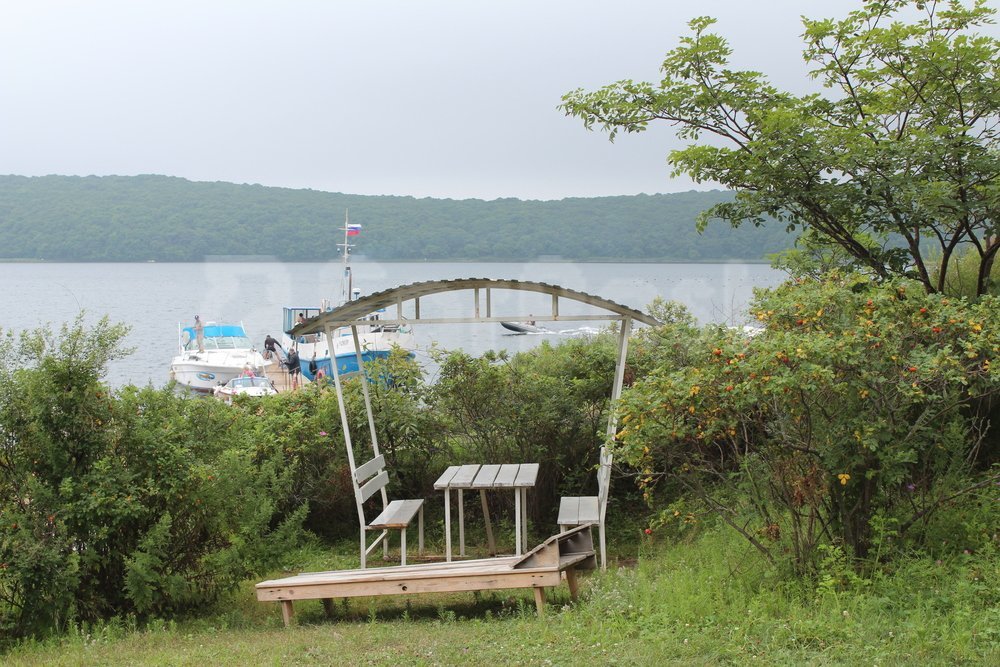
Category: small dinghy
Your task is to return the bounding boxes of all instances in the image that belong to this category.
[500,321,547,334]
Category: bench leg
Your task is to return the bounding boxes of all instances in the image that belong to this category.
[480,490,496,556]
[360,527,367,569]
[444,488,452,562]
[565,567,579,602]
[533,587,546,616]
[400,527,407,566]
[521,488,528,550]
[599,522,607,571]
[281,600,294,627]
[418,504,424,555]
[458,489,465,557]
[515,489,522,555]
[322,598,335,618]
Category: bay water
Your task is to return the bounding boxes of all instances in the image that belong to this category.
[0,261,783,388]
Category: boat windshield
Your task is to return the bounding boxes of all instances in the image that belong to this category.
[185,335,254,351]
[228,377,270,389]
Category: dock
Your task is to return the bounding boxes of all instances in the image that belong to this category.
[264,361,311,393]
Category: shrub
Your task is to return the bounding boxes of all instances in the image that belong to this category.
[616,274,1000,571]
[0,318,305,638]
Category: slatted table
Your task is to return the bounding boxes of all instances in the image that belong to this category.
[433,463,539,562]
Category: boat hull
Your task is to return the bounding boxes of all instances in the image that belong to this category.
[170,351,270,393]
[500,321,545,334]
[284,328,415,381]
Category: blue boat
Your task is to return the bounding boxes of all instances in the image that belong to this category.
[281,214,414,381]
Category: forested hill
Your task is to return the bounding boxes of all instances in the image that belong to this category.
[0,175,795,262]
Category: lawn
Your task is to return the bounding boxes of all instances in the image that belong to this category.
[5,526,996,666]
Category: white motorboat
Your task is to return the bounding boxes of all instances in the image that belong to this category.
[214,375,278,402]
[500,321,547,334]
[169,322,269,393]
[282,213,415,380]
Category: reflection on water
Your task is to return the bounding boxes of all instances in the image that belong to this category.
[0,261,783,388]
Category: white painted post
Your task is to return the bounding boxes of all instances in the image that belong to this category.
[444,487,452,562]
[515,488,522,555]
[458,488,465,557]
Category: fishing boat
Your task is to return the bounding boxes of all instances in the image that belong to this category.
[282,214,415,380]
[169,321,269,393]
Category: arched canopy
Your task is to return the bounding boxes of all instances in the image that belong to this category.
[314,277,658,572]
[292,278,661,334]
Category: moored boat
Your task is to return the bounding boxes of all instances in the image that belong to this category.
[214,374,278,402]
[282,213,415,380]
[170,322,269,393]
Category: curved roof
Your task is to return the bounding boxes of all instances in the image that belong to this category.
[294,277,661,334]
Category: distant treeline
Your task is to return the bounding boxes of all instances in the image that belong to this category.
[0,175,796,262]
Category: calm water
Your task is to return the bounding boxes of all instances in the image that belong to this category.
[0,261,783,388]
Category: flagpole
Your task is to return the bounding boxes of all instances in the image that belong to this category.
[343,210,352,303]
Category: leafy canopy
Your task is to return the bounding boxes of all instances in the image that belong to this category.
[561,1,1000,295]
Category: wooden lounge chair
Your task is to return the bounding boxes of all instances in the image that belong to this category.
[256,524,598,626]
[557,446,611,570]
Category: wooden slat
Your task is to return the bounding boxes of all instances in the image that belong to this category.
[449,464,480,488]
[368,499,422,529]
[355,455,385,483]
[557,497,580,526]
[576,497,600,524]
[513,463,539,487]
[558,552,594,569]
[471,464,501,488]
[558,496,600,526]
[433,465,461,490]
[359,470,388,502]
[493,464,518,487]
[291,557,523,581]
[295,556,520,579]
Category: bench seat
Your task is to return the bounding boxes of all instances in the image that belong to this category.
[557,496,600,527]
[368,499,423,530]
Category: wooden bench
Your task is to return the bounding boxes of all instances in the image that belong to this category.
[557,446,611,569]
[353,454,424,568]
[256,524,598,626]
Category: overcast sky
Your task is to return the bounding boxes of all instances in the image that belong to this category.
[0,0,934,201]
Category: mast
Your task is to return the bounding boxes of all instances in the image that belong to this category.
[338,209,353,305]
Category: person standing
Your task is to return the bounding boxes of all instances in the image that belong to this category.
[286,347,301,390]
[264,334,279,360]
[194,315,205,352]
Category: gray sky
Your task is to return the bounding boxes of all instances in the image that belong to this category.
[0,1,904,200]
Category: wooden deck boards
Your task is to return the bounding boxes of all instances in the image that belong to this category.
[257,525,598,625]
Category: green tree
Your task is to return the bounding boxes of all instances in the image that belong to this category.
[561,1,1000,295]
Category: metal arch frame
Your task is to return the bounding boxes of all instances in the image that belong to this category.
[291,278,660,332]
[311,278,658,565]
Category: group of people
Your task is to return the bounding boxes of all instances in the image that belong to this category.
[191,315,326,392]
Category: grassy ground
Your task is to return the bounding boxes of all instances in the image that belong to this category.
[4,526,997,666]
